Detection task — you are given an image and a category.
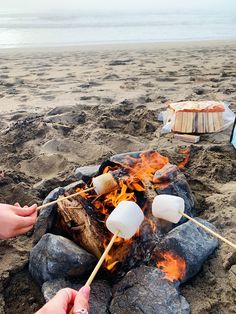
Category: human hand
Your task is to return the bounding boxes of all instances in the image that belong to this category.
[0,203,37,239]
[35,286,90,314]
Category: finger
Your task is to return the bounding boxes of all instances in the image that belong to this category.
[14,204,37,217]
[52,288,77,311]
[14,202,21,207]
[74,286,90,312]
[14,225,35,236]
[15,214,37,229]
[35,288,77,313]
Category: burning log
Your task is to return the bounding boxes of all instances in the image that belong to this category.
[56,195,110,259]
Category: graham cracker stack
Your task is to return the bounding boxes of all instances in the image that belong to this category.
[169,101,225,134]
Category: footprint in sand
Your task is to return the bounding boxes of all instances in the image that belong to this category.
[19,154,68,179]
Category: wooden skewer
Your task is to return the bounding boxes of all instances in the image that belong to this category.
[180,211,236,250]
[37,187,95,211]
[69,230,120,314]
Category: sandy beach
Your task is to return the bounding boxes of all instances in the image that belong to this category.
[0,40,236,313]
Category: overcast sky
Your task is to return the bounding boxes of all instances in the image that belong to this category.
[0,0,235,14]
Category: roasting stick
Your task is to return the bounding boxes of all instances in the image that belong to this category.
[180,211,236,250]
[152,195,236,250]
[37,187,95,211]
[69,201,144,314]
[37,172,119,211]
[86,230,120,286]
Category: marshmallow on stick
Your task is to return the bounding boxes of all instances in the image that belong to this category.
[38,172,118,211]
[92,172,118,195]
[152,194,236,250]
[69,201,144,314]
[86,200,144,285]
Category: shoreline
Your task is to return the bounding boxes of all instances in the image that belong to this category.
[0,39,236,54]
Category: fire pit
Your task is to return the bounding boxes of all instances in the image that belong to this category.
[29,151,218,313]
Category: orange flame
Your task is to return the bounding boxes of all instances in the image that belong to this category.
[121,151,169,183]
[177,147,190,169]
[103,236,133,271]
[103,181,137,208]
[156,251,186,282]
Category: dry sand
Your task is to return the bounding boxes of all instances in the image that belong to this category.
[0,41,235,313]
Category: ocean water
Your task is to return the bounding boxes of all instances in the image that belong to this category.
[0,10,236,48]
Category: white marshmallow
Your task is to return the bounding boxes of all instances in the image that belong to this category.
[152,194,184,223]
[106,201,144,239]
[92,173,118,195]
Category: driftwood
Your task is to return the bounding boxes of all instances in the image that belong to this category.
[57,195,110,259]
[56,195,133,272]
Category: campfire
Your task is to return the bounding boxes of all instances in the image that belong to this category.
[30,150,219,313]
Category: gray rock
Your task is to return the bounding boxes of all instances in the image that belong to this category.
[110,151,145,163]
[34,181,84,243]
[75,165,99,181]
[0,295,5,314]
[155,169,196,222]
[33,187,65,243]
[29,233,97,284]
[110,266,190,314]
[153,218,219,283]
[42,278,112,314]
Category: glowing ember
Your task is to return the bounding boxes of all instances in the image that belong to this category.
[156,251,186,282]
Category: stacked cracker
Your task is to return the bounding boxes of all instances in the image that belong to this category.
[168,101,225,133]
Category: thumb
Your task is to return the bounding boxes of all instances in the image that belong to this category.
[73,286,90,312]
[14,204,37,217]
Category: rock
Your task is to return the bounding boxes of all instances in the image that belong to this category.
[110,266,190,314]
[193,87,205,95]
[0,295,5,314]
[34,181,85,243]
[155,168,196,222]
[29,234,97,284]
[153,218,219,283]
[75,165,99,181]
[33,187,65,243]
[110,151,145,163]
[42,278,112,314]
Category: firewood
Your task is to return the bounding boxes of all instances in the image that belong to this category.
[173,112,183,133]
[182,112,189,133]
[218,112,224,130]
[57,196,110,258]
[208,112,215,133]
[174,133,200,143]
[197,112,204,133]
[187,112,194,133]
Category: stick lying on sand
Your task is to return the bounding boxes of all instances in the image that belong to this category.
[152,194,236,250]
